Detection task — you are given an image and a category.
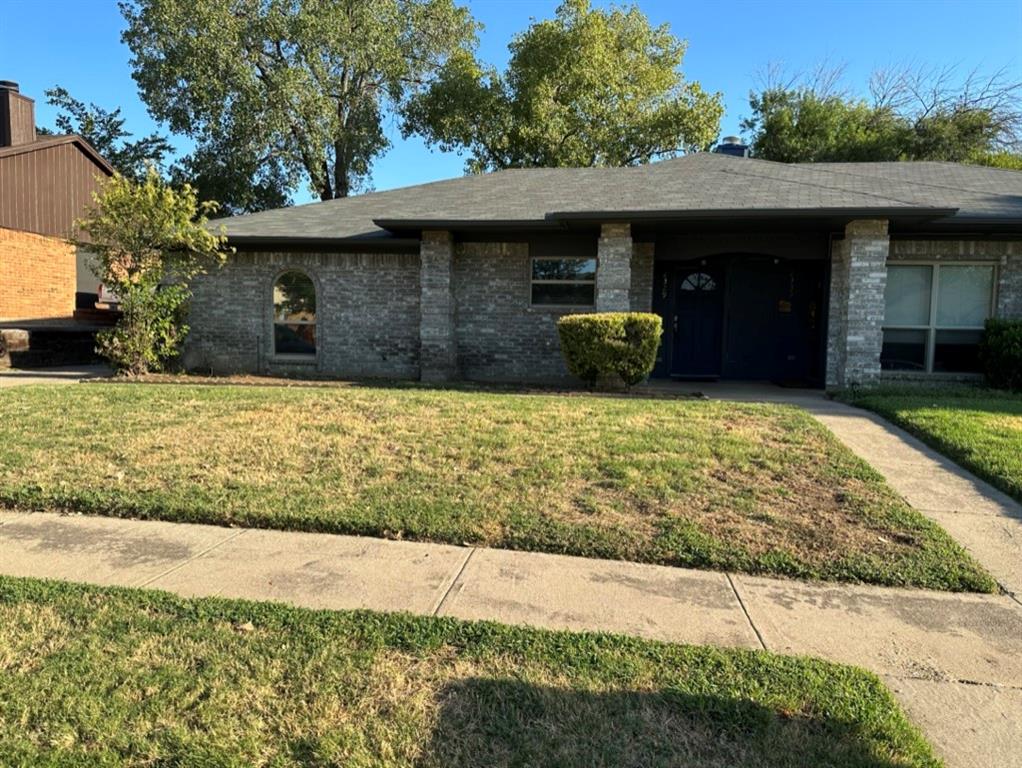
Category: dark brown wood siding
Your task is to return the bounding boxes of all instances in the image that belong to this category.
[0,90,35,147]
[0,143,109,238]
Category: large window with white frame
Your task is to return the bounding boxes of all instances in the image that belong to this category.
[881,263,996,373]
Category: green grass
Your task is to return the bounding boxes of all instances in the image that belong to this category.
[0,382,995,592]
[844,387,1022,503]
[0,575,941,767]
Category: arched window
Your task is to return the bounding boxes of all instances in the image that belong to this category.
[273,271,316,356]
[679,272,717,292]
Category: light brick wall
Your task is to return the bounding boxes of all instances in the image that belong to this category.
[185,250,420,377]
[186,234,683,383]
[452,238,655,382]
[0,227,76,320]
[596,222,632,311]
[825,219,889,388]
[419,230,457,382]
[453,241,568,381]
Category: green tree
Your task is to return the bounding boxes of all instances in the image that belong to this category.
[120,0,477,202]
[973,151,1022,170]
[43,86,172,180]
[741,89,906,163]
[74,169,231,375]
[169,136,291,216]
[403,0,723,172]
[743,66,1022,163]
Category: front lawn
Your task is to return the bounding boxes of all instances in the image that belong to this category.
[0,382,994,591]
[0,576,940,766]
[844,388,1022,503]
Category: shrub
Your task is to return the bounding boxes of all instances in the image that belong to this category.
[980,319,1022,391]
[95,283,190,375]
[557,312,662,388]
[74,168,229,375]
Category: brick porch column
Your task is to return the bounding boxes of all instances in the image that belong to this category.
[826,219,889,388]
[419,230,457,382]
[596,222,632,312]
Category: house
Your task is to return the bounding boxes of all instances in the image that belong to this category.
[0,80,115,366]
[187,151,1022,388]
[0,80,115,320]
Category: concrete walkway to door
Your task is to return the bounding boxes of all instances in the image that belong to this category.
[0,382,1020,767]
[646,380,1022,601]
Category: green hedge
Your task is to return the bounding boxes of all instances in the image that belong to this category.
[980,319,1022,391]
[557,312,662,388]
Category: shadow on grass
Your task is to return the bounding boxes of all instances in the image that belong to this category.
[416,677,924,768]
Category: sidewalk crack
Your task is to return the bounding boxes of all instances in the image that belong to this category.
[432,547,476,617]
[726,573,766,650]
[887,673,1022,692]
[137,528,248,588]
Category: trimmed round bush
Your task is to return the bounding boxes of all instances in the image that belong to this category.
[557,312,662,388]
[980,319,1022,391]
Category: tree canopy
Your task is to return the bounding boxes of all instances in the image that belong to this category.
[120,0,478,206]
[42,86,172,180]
[742,66,1022,164]
[403,0,723,172]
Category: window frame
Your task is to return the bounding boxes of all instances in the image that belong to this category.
[882,260,998,374]
[528,256,598,308]
[271,268,319,360]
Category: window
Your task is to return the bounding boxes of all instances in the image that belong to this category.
[531,257,596,306]
[679,272,717,291]
[273,270,317,356]
[881,263,995,373]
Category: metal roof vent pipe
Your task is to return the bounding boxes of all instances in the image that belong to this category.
[0,80,36,148]
[713,136,750,158]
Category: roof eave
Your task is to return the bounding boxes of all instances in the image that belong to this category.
[372,218,564,234]
[0,134,115,176]
[545,207,961,222]
[372,207,962,235]
[226,234,421,252]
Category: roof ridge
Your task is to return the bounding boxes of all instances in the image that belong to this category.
[800,161,1022,197]
[718,162,932,208]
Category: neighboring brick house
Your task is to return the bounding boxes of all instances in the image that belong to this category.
[0,80,114,322]
[188,151,1022,388]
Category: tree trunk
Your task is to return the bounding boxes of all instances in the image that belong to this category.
[333,140,349,198]
[317,160,333,201]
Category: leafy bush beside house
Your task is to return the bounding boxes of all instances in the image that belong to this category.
[73,169,231,375]
[557,312,662,388]
[980,319,1022,391]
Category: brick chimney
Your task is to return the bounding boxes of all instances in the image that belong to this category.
[0,81,36,147]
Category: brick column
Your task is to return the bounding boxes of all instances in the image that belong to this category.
[826,219,889,388]
[419,230,457,382]
[596,222,632,312]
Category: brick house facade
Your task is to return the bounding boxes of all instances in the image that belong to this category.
[0,228,76,321]
[186,154,1022,388]
[0,80,113,323]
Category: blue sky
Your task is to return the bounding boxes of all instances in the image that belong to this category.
[2,0,1021,201]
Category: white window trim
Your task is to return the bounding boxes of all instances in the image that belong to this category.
[529,256,598,309]
[883,260,998,373]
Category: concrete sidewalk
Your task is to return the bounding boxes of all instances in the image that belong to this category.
[1,509,1019,767]
[0,364,111,386]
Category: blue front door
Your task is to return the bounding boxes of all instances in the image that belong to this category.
[671,267,725,378]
